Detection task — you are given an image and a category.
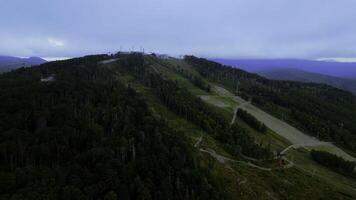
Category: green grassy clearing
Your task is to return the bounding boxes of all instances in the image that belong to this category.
[287,148,356,198]
[145,57,210,95]
[199,95,237,112]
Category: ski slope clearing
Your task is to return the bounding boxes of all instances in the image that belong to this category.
[212,85,356,161]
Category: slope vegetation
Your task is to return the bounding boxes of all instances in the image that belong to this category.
[1,53,356,199]
[186,56,356,153]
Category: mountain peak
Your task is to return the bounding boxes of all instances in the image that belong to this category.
[27,56,47,64]
[0,55,47,72]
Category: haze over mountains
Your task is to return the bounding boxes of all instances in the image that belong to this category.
[213,58,356,94]
[0,55,47,72]
[258,68,356,94]
[213,58,356,79]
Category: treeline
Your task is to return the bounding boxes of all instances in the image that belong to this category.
[236,109,267,133]
[185,56,356,152]
[311,150,356,179]
[223,124,270,158]
[175,66,211,92]
[0,55,226,199]
[118,54,271,159]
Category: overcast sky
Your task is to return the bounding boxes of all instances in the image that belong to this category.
[1,0,356,60]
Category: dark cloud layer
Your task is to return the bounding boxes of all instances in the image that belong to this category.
[1,0,356,59]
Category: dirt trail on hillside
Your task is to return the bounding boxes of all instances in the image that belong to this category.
[98,58,119,64]
[195,136,293,171]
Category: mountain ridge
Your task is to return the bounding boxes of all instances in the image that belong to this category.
[212,58,356,79]
[0,55,47,72]
[257,68,356,94]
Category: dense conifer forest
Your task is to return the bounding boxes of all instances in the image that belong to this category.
[0,55,225,199]
[236,109,267,133]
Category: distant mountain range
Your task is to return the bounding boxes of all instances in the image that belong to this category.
[258,68,356,94]
[212,58,356,94]
[0,55,47,72]
[212,58,356,79]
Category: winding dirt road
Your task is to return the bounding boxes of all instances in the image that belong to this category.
[195,136,293,171]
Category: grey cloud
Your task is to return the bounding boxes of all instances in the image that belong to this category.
[0,0,355,59]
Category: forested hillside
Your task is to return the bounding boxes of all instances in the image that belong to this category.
[185,56,356,152]
[0,55,224,199]
[117,54,271,159]
[0,53,355,200]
